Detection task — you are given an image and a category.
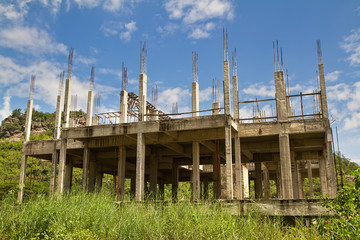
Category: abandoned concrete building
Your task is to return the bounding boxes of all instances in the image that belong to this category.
[17,33,337,205]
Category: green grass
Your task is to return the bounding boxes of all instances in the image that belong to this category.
[0,190,327,240]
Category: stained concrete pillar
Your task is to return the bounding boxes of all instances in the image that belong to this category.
[212,102,220,115]
[138,74,147,121]
[317,41,329,119]
[274,71,288,121]
[192,141,200,200]
[86,90,93,126]
[95,171,103,192]
[324,129,337,198]
[88,160,96,192]
[298,163,304,198]
[263,163,270,199]
[232,75,239,119]
[319,155,328,197]
[135,132,145,201]
[307,160,314,198]
[49,146,58,194]
[279,127,293,199]
[120,90,128,123]
[291,151,299,199]
[57,137,67,195]
[151,110,159,121]
[234,134,243,199]
[64,159,73,191]
[255,161,262,199]
[149,154,158,198]
[82,143,90,191]
[213,149,221,199]
[276,163,282,198]
[242,164,250,198]
[172,159,179,201]
[192,81,199,117]
[54,94,62,139]
[117,146,126,200]
[224,124,233,199]
[223,61,231,115]
[63,78,72,128]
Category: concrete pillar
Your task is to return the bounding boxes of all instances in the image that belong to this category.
[192,141,200,200]
[276,163,282,198]
[242,164,250,198]
[324,129,337,198]
[17,154,28,203]
[192,81,199,117]
[223,61,231,115]
[135,132,145,201]
[318,64,328,118]
[88,160,96,192]
[63,78,72,128]
[172,159,179,201]
[64,159,73,191]
[117,146,126,200]
[151,110,159,121]
[298,164,304,198]
[149,154,158,198]
[95,171,103,192]
[82,144,90,191]
[57,137,67,195]
[319,155,329,197]
[234,134,243,199]
[307,160,314,198]
[120,90,128,123]
[212,102,220,115]
[232,75,239,119]
[279,127,293,199]
[86,90,93,126]
[291,151,300,199]
[213,148,221,199]
[263,163,270,199]
[255,161,262,199]
[224,124,233,199]
[49,145,58,194]
[54,94,62,139]
[138,74,147,121]
[274,71,288,121]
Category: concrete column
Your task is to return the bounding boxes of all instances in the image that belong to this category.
[291,151,299,199]
[151,110,159,121]
[82,144,90,191]
[17,154,28,203]
[64,159,73,191]
[212,102,220,115]
[86,90,93,126]
[319,155,328,197]
[63,78,72,128]
[324,129,337,198]
[307,160,314,198]
[224,124,233,199]
[49,145,58,194]
[172,159,179,201]
[149,154,158,198]
[88,160,96,192]
[95,171,103,192]
[120,90,128,123]
[318,64,328,118]
[276,163,282,198]
[223,61,231,115]
[234,134,243,199]
[192,81,199,117]
[54,94,62,139]
[135,132,145,201]
[192,141,200,200]
[57,137,67,195]
[213,148,221,199]
[263,163,270,199]
[298,165,304,198]
[255,161,262,199]
[232,75,239,119]
[117,146,126,200]
[138,74,147,121]
[274,71,288,121]
[242,164,250,198]
[279,128,293,199]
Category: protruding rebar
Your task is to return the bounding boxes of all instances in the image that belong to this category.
[273,41,276,72]
[140,41,147,74]
[317,40,323,65]
[122,62,128,91]
[89,66,95,91]
[276,40,279,71]
[286,69,289,95]
[152,85,158,107]
[280,47,284,71]
[67,48,74,79]
[29,75,36,100]
[58,71,65,96]
[192,51,198,83]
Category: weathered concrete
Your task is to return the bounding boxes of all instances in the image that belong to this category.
[192,141,200,200]
[212,102,220,115]
[192,82,199,117]
[234,134,243,199]
[279,127,293,199]
[63,78,72,128]
[120,90,128,123]
[307,160,314,198]
[319,156,328,197]
[86,90,93,126]
[88,160,96,192]
[172,160,179,200]
[318,64,328,119]
[224,124,233,199]
[324,129,337,198]
[255,162,262,199]
[223,61,231,115]
[57,137,67,194]
[232,75,239,119]
[135,133,145,201]
[263,164,270,199]
[64,159,73,190]
[291,151,299,199]
[274,71,288,121]
[117,146,126,200]
[82,144,90,191]
[138,74,147,121]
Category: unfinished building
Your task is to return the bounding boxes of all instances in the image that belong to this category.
[17,33,337,204]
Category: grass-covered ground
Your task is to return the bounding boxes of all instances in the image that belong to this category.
[0,191,328,240]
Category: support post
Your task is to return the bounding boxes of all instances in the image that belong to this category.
[82,143,90,191]
[242,164,250,198]
[57,137,67,195]
[213,143,221,199]
[224,123,233,199]
[298,162,304,198]
[291,151,299,199]
[138,74,147,121]
[49,146,58,194]
[274,71,288,121]
[88,160,96,192]
[234,134,243,199]
[255,161,262,199]
[64,159,73,191]
[324,129,337,198]
[172,159,179,201]
[120,90,128,123]
[232,75,239,119]
[117,146,126,200]
[86,90,93,126]
[319,153,329,197]
[135,133,145,201]
[95,171,103,192]
[192,81,199,117]
[279,129,293,199]
[307,160,314,198]
[263,163,270,199]
[192,141,200,200]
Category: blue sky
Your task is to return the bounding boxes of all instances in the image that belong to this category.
[0,0,360,164]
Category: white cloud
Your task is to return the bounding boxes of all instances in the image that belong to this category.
[156,23,179,35]
[347,81,360,111]
[76,56,96,65]
[341,28,360,66]
[199,86,212,102]
[188,22,215,39]
[325,70,342,82]
[103,0,125,11]
[0,27,67,55]
[157,87,191,113]
[343,112,360,130]
[120,20,137,42]
[74,0,101,8]
[0,96,11,122]
[328,83,351,101]
[242,84,274,98]
[101,20,137,42]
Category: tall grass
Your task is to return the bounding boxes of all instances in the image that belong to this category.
[0,190,325,239]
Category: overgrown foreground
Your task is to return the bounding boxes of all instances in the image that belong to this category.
[0,192,328,240]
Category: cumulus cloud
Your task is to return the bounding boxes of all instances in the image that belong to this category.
[120,21,137,42]
[188,22,215,39]
[325,70,342,82]
[157,87,191,113]
[328,83,351,101]
[341,28,360,66]
[101,20,137,42]
[0,96,11,122]
[242,84,275,98]
[0,27,67,55]
[156,23,179,36]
